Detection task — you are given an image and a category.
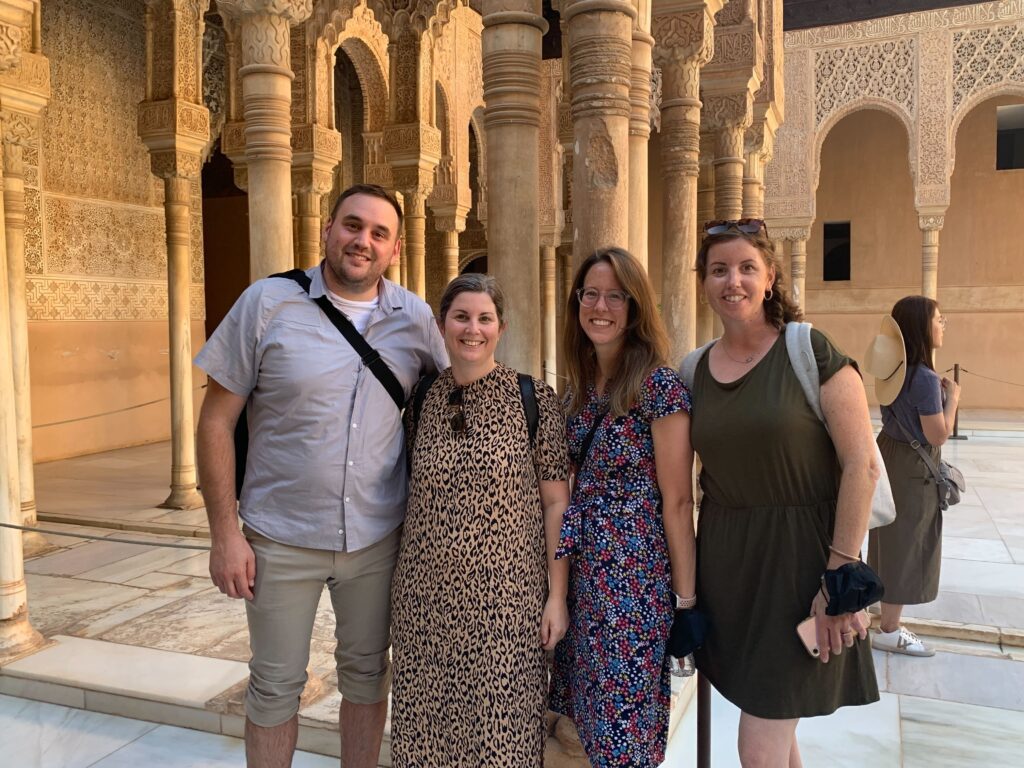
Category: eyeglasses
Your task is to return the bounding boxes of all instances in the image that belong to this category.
[703,218,769,237]
[576,287,631,310]
[937,315,947,330]
[448,387,468,435]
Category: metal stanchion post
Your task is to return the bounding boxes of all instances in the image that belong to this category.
[697,672,711,768]
[950,363,967,440]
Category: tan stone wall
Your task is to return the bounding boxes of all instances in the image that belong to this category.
[805,103,1024,409]
[32,0,205,461]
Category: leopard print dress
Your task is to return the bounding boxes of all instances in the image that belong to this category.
[390,364,569,767]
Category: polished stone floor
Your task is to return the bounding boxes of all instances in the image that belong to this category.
[3,428,1023,766]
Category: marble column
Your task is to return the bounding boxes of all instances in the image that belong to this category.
[2,119,44,554]
[218,0,313,281]
[542,239,559,388]
[482,0,546,376]
[706,95,751,222]
[742,147,763,218]
[0,0,45,662]
[788,232,808,311]
[628,25,653,267]
[652,1,721,364]
[292,164,335,269]
[565,0,635,261]
[434,208,468,285]
[919,214,944,300]
[696,131,715,344]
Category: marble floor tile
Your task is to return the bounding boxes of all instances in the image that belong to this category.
[151,508,210,527]
[978,594,1024,629]
[157,551,211,577]
[941,536,1013,562]
[1003,534,1024,564]
[124,571,193,590]
[939,505,1000,539]
[75,546,202,584]
[886,649,1024,711]
[901,590,984,625]
[25,540,157,577]
[69,593,184,639]
[3,636,250,708]
[88,723,339,767]
[939,558,1024,599]
[99,588,248,654]
[25,574,148,637]
[0,693,157,768]
[901,694,1024,767]
[662,686,899,768]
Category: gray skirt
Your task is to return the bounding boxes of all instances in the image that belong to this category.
[868,432,943,605]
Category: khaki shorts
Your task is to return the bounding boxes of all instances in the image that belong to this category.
[243,525,400,727]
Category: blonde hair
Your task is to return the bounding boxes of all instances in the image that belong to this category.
[563,247,669,418]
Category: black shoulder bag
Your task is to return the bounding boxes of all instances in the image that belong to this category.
[892,417,966,511]
[233,269,406,498]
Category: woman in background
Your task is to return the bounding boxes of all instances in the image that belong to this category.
[868,295,960,657]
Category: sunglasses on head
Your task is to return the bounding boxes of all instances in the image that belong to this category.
[448,387,468,436]
[703,218,769,237]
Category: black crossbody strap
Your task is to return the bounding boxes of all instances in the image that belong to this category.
[271,269,406,411]
[575,405,609,474]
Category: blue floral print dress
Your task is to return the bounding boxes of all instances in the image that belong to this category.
[550,367,691,767]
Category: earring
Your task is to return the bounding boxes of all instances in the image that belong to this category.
[765,287,774,301]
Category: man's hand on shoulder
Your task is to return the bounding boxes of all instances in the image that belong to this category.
[210,529,256,600]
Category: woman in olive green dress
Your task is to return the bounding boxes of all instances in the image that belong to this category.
[683,220,879,767]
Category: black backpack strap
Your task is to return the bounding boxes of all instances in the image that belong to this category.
[518,373,539,447]
[412,372,439,437]
[270,269,406,411]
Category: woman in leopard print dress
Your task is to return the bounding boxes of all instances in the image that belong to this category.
[390,274,570,766]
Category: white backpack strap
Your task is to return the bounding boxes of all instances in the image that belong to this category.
[679,339,718,389]
[785,322,825,423]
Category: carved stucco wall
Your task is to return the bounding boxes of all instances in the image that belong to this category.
[765,0,1024,225]
[35,0,204,323]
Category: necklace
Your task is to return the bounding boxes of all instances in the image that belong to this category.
[719,342,755,365]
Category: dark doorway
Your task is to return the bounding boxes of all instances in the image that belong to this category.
[202,142,250,339]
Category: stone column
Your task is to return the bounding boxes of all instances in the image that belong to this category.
[541,238,559,388]
[2,116,43,554]
[138,0,211,509]
[628,24,653,266]
[706,95,751,221]
[919,214,943,300]
[565,0,635,261]
[788,231,808,311]
[292,163,335,269]
[482,0,547,376]
[434,207,468,285]
[218,0,313,281]
[652,1,722,364]
[696,130,715,344]
[0,0,45,663]
[742,146,763,218]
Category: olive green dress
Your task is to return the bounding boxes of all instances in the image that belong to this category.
[690,329,879,719]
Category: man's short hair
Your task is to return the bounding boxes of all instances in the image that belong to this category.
[329,184,404,233]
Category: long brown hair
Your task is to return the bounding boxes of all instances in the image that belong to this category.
[695,230,802,330]
[891,295,938,383]
[563,247,669,418]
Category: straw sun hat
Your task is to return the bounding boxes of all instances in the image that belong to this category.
[864,315,907,406]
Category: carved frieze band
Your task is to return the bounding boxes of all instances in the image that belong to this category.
[26,277,206,322]
[814,38,916,128]
[951,22,1024,111]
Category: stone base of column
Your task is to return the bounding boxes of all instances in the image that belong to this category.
[0,608,47,664]
[21,528,54,558]
[159,485,205,510]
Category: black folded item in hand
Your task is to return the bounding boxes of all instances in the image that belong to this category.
[667,608,708,658]
[823,561,885,616]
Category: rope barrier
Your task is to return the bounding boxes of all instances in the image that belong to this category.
[944,367,1024,389]
[0,521,211,551]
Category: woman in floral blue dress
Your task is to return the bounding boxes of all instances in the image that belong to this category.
[550,247,696,767]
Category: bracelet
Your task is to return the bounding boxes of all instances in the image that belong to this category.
[828,544,860,563]
[674,593,697,610]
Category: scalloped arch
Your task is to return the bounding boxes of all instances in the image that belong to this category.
[949,83,1024,176]
[813,98,916,194]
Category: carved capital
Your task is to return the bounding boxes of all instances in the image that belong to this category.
[221,120,247,158]
[383,122,442,166]
[291,166,334,195]
[652,8,714,67]
[215,0,312,22]
[1,108,33,147]
[291,123,341,160]
[773,227,810,243]
[702,91,752,132]
[918,214,945,232]
[138,99,211,145]
[0,17,23,72]
[149,149,204,179]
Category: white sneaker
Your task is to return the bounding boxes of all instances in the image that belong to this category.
[872,626,935,657]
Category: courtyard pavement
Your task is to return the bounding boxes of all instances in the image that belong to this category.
[2,410,1023,766]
